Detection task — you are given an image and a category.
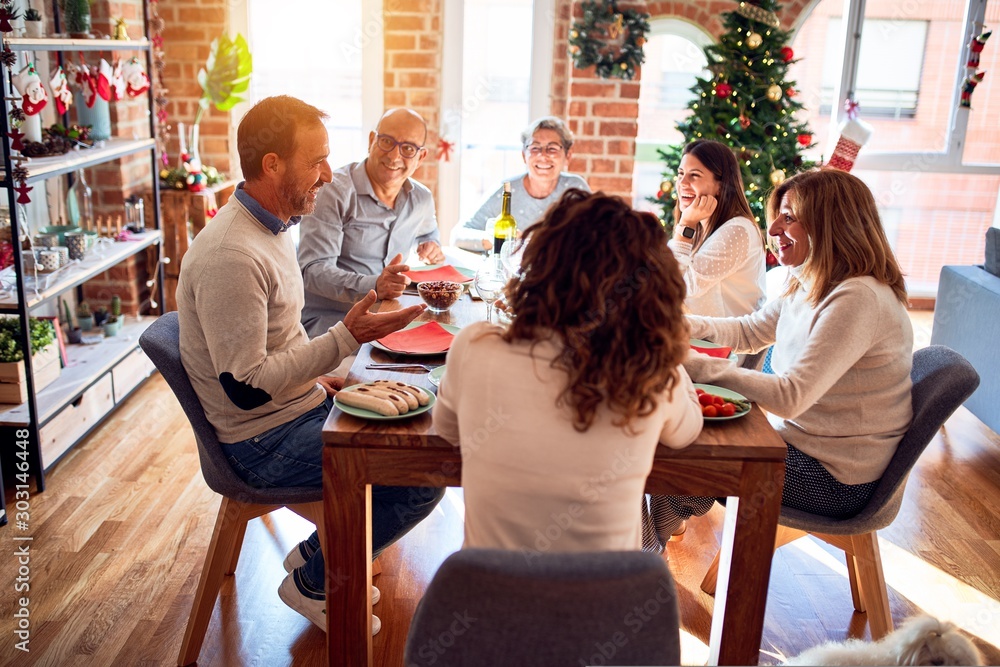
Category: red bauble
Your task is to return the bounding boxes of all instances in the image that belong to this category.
[656,190,664,199]
[786,87,796,97]
[716,83,732,98]
[780,47,794,62]
[797,133,812,146]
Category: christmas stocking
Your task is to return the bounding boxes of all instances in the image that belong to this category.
[123,58,150,97]
[111,59,126,101]
[73,64,97,108]
[50,66,74,115]
[96,58,113,101]
[12,64,48,116]
[826,117,873,172]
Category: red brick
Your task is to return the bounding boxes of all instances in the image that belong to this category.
[399,72,436,88]
[572,139,605,155]
[590,158,616,174]
[569,101,588,116]
[384,15,426,31]
[598,121,637,137]
[592,102,639,118]
[386,34,417,50]
[587,176,632,193]
[390,52,438,69]
[619,83,641,99]
[569,82,619,98]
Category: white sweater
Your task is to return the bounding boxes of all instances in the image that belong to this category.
[668,216,766,318]
[433,322,703,553]
[684,276,913,484]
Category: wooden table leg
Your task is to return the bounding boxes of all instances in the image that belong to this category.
[324,448,374,667]
[709,460,784,666]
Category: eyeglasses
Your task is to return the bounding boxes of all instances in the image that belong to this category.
[524,143,565,157]
[374,133,424,159]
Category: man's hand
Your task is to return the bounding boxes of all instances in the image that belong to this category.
[316,375,345,396]
[376,253,410,300]
[417,241,446,264]
[343,290,426,344]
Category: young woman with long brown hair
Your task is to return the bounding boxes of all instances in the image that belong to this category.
[433,190,703,553]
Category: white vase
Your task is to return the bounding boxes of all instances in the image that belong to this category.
[24,22,44,39]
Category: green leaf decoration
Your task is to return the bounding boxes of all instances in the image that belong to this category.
[194,34,252,125]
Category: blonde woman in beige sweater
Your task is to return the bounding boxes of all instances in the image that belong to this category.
[647,169,913,541]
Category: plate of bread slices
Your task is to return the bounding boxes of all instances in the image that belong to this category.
[334,381,436,420]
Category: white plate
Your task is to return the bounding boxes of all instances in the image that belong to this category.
[334,384,436,420]
[370,321,462,357]
[694,383,752,421]
[690,338,738,363]
[428,365,446,387]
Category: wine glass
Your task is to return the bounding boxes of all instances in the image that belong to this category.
[499,237,525,281]
[474,262,506,324]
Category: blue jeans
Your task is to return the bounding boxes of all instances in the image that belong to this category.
[221,397,445,594]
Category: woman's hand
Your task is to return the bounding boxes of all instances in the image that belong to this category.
[677,194,718,238]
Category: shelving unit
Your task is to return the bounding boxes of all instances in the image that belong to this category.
[0,4,163,523]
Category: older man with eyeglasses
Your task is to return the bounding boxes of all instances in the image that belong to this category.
[453,116,591,252]
[298,107,445,337]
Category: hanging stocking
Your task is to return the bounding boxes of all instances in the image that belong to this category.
[826,100,873,173]
[50,66,74,115]
[96,58,113,101]
[12,64,48,116]
[123,57,150,97]
[73,59,98,108]
[111,59,126,101]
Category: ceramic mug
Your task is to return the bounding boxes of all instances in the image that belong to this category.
[33,233,59,249]
[53,246,69,267]
[65,232,89,260]
[38,249,61,271]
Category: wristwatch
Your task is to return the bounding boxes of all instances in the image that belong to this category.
[681,226,696,239]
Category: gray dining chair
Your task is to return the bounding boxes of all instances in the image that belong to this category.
[700,345,980,640]
[139,312,325,666]
[404,548,680,667]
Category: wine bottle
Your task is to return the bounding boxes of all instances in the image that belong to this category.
[493,181,517,255]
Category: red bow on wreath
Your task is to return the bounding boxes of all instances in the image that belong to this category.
[437,138,455,162]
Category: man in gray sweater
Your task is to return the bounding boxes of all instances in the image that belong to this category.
[176,95,444,636]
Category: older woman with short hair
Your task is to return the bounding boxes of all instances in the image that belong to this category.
[436,190,703,553]
[646,169,913,548]
[453,116,590,252]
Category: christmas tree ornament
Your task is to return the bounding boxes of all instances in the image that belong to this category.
[7,128,25,151]
[113,17,130,40]
[766,84,783,101]
[568,0,650,80]
[735,1,779,28]
[747,32,763,48]
[785,87,796,97]
[739,114,751,129]
[0,6,16,32]
[96,58,114,101]
[960,71,985,108]
[50,66,74,115]
[659,179,673,195]
[797,133,812,146]
[826,99,873,172]
[769,169,785,185]
[73,63,98,108]
[1,46,16,68]
[780,46,794,61]
[111,59,126,101]
[967,29,992,68]
[123,58,150,97]
[12,65,48,116]
[716,82,733,98]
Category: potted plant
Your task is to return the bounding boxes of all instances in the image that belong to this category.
[60,0,92,38]
[103,295,121,336]
[93,306,108,327]
[77,301,93,331]
[0,317,59,404]
[23,7,43,38]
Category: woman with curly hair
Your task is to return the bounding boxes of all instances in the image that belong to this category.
[433,190,703,553]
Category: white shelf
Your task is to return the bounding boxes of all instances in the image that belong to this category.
[4,37,150,52]
[1,138,156,185]
[0,315,157,427]
[0,231,162,310]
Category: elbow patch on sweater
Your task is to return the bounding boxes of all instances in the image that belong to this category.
[219,372,272,410]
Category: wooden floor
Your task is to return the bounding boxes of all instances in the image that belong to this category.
[2,310,999,666]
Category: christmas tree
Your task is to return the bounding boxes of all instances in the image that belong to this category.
[650,0,815,236]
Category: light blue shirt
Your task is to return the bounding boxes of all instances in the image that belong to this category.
[298,159,440,335]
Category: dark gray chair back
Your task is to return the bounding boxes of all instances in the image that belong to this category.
[404,548,680,667]
[781,345,979,534]
[139,312,321,505]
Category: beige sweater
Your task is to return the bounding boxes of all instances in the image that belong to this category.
[433,322,704,553]
[176,197,358,443]
[685,276,913,484]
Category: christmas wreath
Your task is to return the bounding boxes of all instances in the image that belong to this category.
[569,0,650,80]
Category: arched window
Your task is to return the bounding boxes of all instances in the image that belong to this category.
[632,19,712,212]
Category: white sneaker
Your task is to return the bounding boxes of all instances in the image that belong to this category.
[278,572,381,635]
[282,544,380,605]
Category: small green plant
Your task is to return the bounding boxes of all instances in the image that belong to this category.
[60,0,92,36]
[24,8,42,21]
[0,318,56,363]
[109,295,121,321]
[77,301,92,318]
[61,299,74,329]
[93,306,109,326]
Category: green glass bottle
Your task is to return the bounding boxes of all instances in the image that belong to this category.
[492,181,517,255]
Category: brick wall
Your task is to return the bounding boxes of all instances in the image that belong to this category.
[383,0,444,196]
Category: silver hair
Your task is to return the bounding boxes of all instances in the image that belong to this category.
[520,116,574,151]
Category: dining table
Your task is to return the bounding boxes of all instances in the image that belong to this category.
[322,290,787,666]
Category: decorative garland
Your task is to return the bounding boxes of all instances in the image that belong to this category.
[735,1,780,29]
[149,0,171,165]
[569,0,650,80]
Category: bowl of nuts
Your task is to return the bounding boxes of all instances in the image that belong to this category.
[417,280,464,313]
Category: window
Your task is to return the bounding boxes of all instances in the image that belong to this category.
[632,20,711,212]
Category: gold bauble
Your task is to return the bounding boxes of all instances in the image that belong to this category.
[770,169,786,185]
[569,45,580,55]
[570,29,579,39]
[620,62,629,70]
[747,32,762,49]
[660,180,673,195]
[766,84,782,101]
